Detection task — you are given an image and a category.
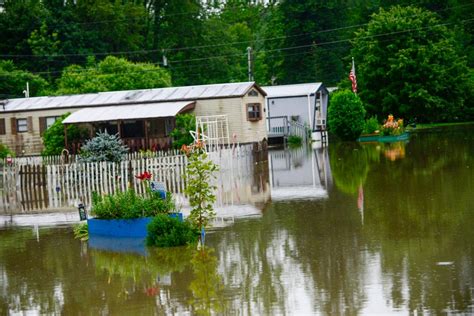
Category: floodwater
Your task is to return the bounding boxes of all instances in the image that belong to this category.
[1,126,474,315]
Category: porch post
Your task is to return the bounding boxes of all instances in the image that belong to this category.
[64,124,68,150]
[117,120,122,138]
[144,119,149,150]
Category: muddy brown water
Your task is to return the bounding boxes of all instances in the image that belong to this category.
[1,126,473,315]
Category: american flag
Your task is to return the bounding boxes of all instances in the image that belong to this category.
[349,58,357,93]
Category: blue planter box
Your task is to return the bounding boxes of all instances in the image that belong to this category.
[87,213,184,238]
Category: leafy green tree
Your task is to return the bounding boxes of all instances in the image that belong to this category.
[328,90,366,141]
[351,6,472,122]
[184,147,218,229]
[79,131,128,163]
[0,60,48,98]
[41,113,86,156]
[170,114,196,149]
[55,56,171,95]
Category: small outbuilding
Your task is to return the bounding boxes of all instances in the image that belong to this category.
[262,83,329,144]
[0,82,267,155]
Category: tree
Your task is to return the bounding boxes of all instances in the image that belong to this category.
[0,60,48,98]
[351,6,472,123]
[328,90,366,141]
[55,56,171,95]
[42,113,86,156]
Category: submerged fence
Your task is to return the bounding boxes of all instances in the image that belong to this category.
[0,145,260,213]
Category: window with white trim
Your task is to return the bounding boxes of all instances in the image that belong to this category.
[17,119,28,132]
[46,116,60,129]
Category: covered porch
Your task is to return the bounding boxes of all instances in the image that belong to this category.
[62,101,195,153]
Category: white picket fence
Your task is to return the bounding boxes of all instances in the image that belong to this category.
[1,145,257,212]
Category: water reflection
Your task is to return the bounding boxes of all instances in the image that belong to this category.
[1,127,474,314]
[269,146,332,201]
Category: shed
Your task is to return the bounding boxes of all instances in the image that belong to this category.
[0,82,267,155]
[262,83,329,143]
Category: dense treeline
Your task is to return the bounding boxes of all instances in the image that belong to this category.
[0,0,472,122]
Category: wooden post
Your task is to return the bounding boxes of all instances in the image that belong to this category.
[144,119,149,150]
[117,120,122,138]
[64,124,68,150]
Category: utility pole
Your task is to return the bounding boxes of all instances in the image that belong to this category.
[23,82,30,98]
[247,46,253,82]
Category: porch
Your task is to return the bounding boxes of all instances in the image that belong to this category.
[62,101,195,153]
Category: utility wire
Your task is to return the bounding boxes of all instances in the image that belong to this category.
[1,3,472,58]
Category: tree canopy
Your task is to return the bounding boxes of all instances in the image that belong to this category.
[55,56,171,95]
[351,6,472,122]
[0,0,472,123]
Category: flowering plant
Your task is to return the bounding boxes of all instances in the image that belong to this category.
[135,171,152,181]
[381,115,404,136]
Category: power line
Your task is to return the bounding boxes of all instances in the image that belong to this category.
[1,3,472,59]
[0,17,472,80]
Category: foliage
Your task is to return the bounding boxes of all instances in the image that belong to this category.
[189,247,226,314]
[351,6,472,123]
[363,116,380,135]
[288,135,303,147]
[91,189,174,220]
[0,1,472,105]
[328,90,366,141]
[170,114,196,149]
[329,142,370,194]
[73,223,88,241]
[42,113,87,156]
[0,143,13,159]
[55,56,171,95]
[146,215,199,248]
[381,115,405,136]
[183,145,218,229]
[79,131,128,163]
[0,60,48,98]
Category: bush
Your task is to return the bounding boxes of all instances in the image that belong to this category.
[363,116,379,134]
[170,114,196,149]
[73,223,89,241]
[0,143,13,159]
[328,90,366,141]
[42,113,87,156]
[91,189,175,219]
[146,215,199,247]
[79,131,128,163]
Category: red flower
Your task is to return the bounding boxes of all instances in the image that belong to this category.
[135,171,152,181]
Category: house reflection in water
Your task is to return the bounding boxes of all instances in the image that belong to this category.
[268,146,332,201]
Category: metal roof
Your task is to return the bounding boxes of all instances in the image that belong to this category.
[62,101,195,124]
[262,83,323,98]
[1,82,257,113]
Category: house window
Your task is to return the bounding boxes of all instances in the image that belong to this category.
[247,89,258,97]
[46,116,60,129]
[17,119,28,133]
[247,103,262,121]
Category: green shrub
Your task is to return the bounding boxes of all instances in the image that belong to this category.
[171,114,196,149]
[79,131,128,163]
[0,143,13,159]
[363,116,379,134]
[328,90,366,141]
[42,113,88,156]
[91,189,174,219]
[146,215,199,247]
[287,135,302,146]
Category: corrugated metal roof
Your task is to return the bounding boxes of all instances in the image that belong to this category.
[1,82,256,112]
[62,101,195,124]
[262,83,323,98]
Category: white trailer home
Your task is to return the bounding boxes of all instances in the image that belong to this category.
[262,83,329,145]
